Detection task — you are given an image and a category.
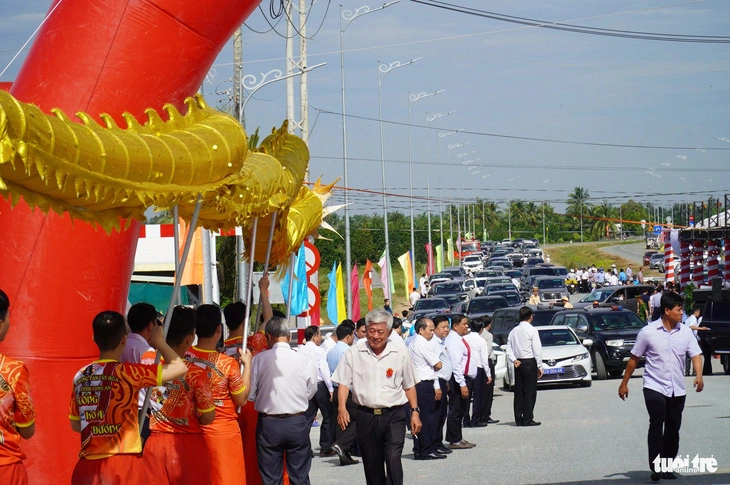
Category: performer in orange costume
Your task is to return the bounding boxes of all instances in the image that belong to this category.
[0,290,36,485]
[69,311,187,485]
[141,306,216,484]
[187,305,252,484]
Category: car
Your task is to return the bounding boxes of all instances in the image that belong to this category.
[474,268,504,278]
[432,280,465,297]
[693,289,730,375]
[413,297,450,313]
[643,250,658,266]
[440,294,464,310]
[532,276,569,304]
[489,290,523,306]
[442,266,467,280]
[490,305,565,346]
[460,296,510,320]
[523,257,544,268]
[502,325,592,390]
[649,253,664,269]
[658,255,680,274]
[521,265,567,289]
[573,284,654,314]
[549,307,647,380]
[484,283,519,296]
[461,254,484,273]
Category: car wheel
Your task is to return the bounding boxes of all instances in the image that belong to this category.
[580,380,592,388]
[608,369,623,378]
[502,377,512,392]
[594,351,608,380]
[723,355,730,375]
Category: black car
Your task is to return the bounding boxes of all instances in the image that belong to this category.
[574,284,654,314]
[549,307,647,380]
[693,289,730,374]
[489,290,523,306]
[490,305,565,346]
[460,296,509,320]
[413,297,450,313]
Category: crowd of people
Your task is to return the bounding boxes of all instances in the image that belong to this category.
[566,263,645,292]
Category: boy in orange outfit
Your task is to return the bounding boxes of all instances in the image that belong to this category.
[69,311,187,485]
[0,289,36,485]
[141,306,217,484]
[187,304,251,485]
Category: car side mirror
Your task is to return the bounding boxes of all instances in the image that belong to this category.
[582,338,593,347]
[499,344,507,351]
[577,324,588,333]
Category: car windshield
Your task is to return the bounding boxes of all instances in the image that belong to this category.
[464,255,481,263]
[650,254,664,261]
[539,328,580,346]
[441,295,460,307]
[532,311,558,326]
[537,278,565,289]
[553,267,568,276]
[462,242,480,252]
[530,268,554,277]
[591,312,645,330]
[468,298,508,313]
[579,289,615,303]
[434,282,463,294]
[493,292,520,305]
[414,298,448,310]
[487,284,514,293]
[504,270,521,279]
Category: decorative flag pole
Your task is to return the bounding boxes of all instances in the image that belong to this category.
[254,212,278,327]
[664,230,674,285]
[241,218,259,352]
[692,240,704,288]
[679,239,690,290]
[139,194,203,429]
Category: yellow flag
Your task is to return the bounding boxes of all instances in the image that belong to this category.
[336,263,347,323]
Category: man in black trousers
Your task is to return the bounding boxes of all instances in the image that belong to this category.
[444,314,477,449]
[505,307,543,427]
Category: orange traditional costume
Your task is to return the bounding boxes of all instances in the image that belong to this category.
[0,355,35,485]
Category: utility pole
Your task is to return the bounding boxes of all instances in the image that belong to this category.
[233,26,248,303]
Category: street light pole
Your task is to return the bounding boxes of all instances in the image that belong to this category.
[408,90,443,283]
[378,57,422,298]
[436,128,459,270]
[340,1,399,316]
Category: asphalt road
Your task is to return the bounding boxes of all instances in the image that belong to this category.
[600,242,650,267]
[308,359,729,485]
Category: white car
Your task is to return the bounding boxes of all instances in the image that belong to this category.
[462,254,483,273]
[502,326,592,390]
[493,343,507,381]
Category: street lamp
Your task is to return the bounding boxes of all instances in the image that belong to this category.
[339,1,399,316]
[378,56,422,298]
[408,89,443,284]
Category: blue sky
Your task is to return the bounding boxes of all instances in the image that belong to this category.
[2,0,729,217]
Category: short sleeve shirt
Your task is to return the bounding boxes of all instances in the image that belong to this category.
[186,348,245,434]
[0,355,35,465]
[141,351,215,434]
[220,337,243,359]
[69,360,161,459]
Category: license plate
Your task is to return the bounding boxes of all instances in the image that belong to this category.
[543,367,564,375]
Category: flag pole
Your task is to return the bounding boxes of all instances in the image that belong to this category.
[139,195,203,430]
[241,217,259,352]
[254,212,278,326]
[285,251,296,321]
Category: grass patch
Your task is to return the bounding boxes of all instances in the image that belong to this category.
[548,243,634,272]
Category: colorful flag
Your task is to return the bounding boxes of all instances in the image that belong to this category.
[435,244,443,272]
[363,259,374,311]
[326,262,339,324]
[281,244,308,315]
[336,263,346,323]
[178,218,204,286]
[377,251,394,299]
[424,243,434,276]
[447,238,454,265]
[351,264,361,321]
[397,251,414,298]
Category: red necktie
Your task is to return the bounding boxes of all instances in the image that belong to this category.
[462,338,471,375]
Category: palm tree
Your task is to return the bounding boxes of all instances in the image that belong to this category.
[590,201,617,240]
[566,187,590,242]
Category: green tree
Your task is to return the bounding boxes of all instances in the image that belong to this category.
[566,187,591,242]
[590,201,616,240]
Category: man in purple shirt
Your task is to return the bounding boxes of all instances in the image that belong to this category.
[618,291,704,482]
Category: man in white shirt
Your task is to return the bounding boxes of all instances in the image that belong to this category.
[444,314,477,450]
[649,285,663,320]
[298,325,335,456]
[419,274,429,297]
[479,317,500,424]
[249,317,318,484]
[121,302,156,363]
[409,288,421,307]
[462,319,492,428]
[408,318,445,460]
[430,315,453,456]
[506,307,543,427]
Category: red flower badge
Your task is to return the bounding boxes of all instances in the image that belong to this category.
[386,368,394,378]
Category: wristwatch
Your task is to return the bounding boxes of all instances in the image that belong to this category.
[411,407,421,413]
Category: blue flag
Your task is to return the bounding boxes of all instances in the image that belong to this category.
[281,244,308,316]
[326,261,339,324]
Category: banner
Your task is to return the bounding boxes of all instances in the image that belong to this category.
[397,251,414,298]
[178,218,203,286]
[377,251,394,299]
[447,238,454,265]
[336,263,346,323]
[424,243,434,276]
[326,262,339,324]
[363,259,374,311]
[435,244,444,273]
[281,243,308,316]
[351,265,361,321]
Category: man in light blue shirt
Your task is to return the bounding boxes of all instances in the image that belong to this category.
[326,322,359,466]
[618,291,704,482]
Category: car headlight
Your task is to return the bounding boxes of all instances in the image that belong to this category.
[572,352,589,361]
[606,339,624,347]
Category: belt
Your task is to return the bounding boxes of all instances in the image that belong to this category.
[258,412,305,419]
[357,405,401,416]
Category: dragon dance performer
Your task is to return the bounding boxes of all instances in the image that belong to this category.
[69,311,187,485]
[141,306,217,484]
[188,305,251,484]
[0,289,36,485]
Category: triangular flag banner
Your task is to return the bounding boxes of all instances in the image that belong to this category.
[281,244,308,316]
[435,244,444,272]
[397,251,414,298]
[363,259,374,311]
[424,243,434,276]
[326,262,339,324]
[178,218,204,286]
[447,238,454,265]
[336,263,347,323]
[351,264,361,321]
[377,251,391,299]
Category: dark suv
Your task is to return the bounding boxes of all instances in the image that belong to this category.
[549,307,647,380]
[574,284,654,314]
[693,288,730,375]
[491,305,564,346]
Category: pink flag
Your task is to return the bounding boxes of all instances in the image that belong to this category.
[424,243,434,276]
[351,265,361,321]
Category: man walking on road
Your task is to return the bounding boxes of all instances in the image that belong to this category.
[506,306,543,427]
[618,291,704,482]
[444,314,477,449]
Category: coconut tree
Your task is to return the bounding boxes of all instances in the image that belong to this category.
[590,201,617,240]
[566,187,591,242]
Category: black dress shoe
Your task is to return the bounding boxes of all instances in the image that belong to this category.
[339,455,360,466]
[435,445,453,455]
[523,420,541,426]
[414,452,447,460]
[319,449,336,457]
[663,472,678,479]
[487,418,500,424]
[650,471,662,482]
[471,421,488,427]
